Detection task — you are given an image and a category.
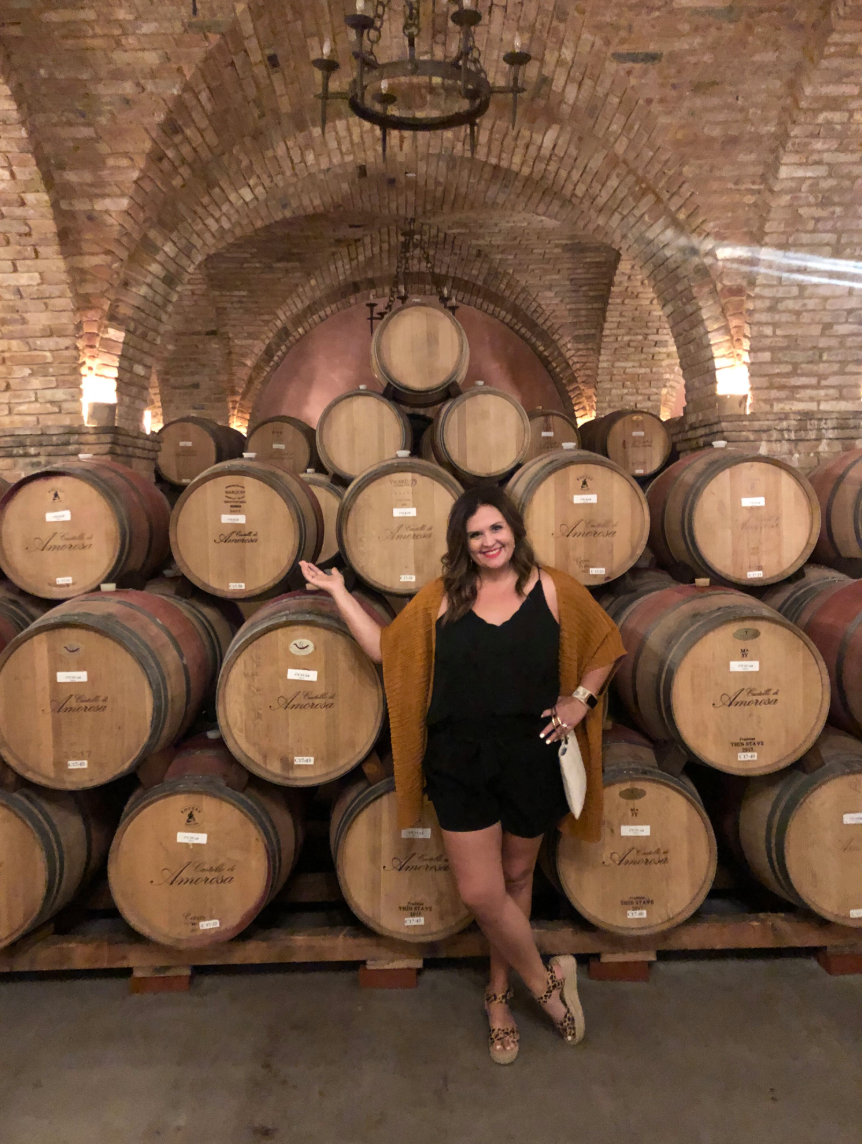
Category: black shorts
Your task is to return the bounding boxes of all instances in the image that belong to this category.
[422,718,569,838]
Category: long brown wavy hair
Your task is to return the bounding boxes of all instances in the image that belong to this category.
[441,485,537,624]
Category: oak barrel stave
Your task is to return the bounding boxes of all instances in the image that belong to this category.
[606,583,830,775]
[506,448,649,586]
[737,728,862,926]
[300,471,343,565]
[0,461,171,600]
[808,448,862,571]
[330,773,471,942]
[156,417,246,487]
[169,459,322,599]
[580,410,671,478]
[545,729,717,935]
[371,301,468,408]
[0,589,220,789]
[523,408,580,462]
[109,737,303,948]
[431,384,530,480]
[646,448,820,586]
[217,592,385,787]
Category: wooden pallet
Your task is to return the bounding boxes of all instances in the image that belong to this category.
[1,873,860,988]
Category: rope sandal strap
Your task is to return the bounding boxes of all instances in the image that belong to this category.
[484,987,514,1006]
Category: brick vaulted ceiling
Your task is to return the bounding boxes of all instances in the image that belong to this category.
[0,0,858,429]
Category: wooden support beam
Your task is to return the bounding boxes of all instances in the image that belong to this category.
[359,958,423,989]
[129,965,193,994]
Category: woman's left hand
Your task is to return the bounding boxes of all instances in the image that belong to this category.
[540,696,589,744]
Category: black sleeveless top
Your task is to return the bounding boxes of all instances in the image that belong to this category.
[426,578,560,732]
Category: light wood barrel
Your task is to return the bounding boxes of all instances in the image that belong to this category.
[109,739,303,948]
[763,574,862,738]
[169,460,322,599]
[0,589,227,789]
[808,448,862,571]
[246,416,318,471]
[647,448,820,586]
[217,593,385,786]
[0,461,171,599]
[524,408,580,462]
[738,728,862,926]
[330,774,471,941]
[546,730,716,935]
[337,457,463,595]
[432,383,530,480]
[156,417,246,487]
[316,389,412,482]
[580,410,671,478]
[506,448,649,586]
[606,583,829,774]
[300,471,343,564]
[371,301,469,407]
[0,778,114,949]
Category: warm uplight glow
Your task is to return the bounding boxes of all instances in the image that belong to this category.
[80,363,118,424]
[715,363,750,396]
[143,409,153,435]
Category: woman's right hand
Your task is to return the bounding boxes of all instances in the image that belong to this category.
[299,561,346,597]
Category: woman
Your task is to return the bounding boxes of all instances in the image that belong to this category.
[300,484,624,1065]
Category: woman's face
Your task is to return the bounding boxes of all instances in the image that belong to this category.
[466,504,516,572]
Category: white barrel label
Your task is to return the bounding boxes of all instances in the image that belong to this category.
[287,668,318,681]
[45,510,71,522]
[228,582,246,590]
[631,431,645,437]
[850,909,862,919]
[738,752,758,762]
[843,813,862,825]
[179,441,193,447]
[627,909,647,919]
[198,919,220,930]
[272,443,286,450]
[746,571,764,579]
[401,827,432,839]
[620,825,650,836]
[541,431,554,437]
[573,494,598,504]
[741,497,765,507]
[293,756,315,766]
[221,514,246,524]
[57,671,88,682]
[730,661,759,672]
[404,916,425,927]
[400,574,416,583]
[393,507,417,517]
[589,567,606,576]
[56,577,73,586]
[177,831,208,845]
[67,759,88,769]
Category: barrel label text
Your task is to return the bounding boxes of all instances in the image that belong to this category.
[198,919,220,930]
[56,576,73,585]
[589,567,606,576]
[573,494,598,504]
[392,507,417,517]
[388,852,449,873]
[541,431,554,437]
[228,582,246,590]
[177,832,208,845]
[850,909,862,918]
[401,827,432,839]
[383,523,433,542]
[604,847,669,867]
[746,571,764,579]
[400,574,416,583]
[729,661,759,672]
[216,531,258,545]
[714,687,777,708]
[157,860,236,887]
[558,519,619,541]
[404,916,425,926]
[293,756,315,766]
[28,532,94,554]
[51,692,108,714]
[57,671,87,683]
[620,825,650,836]
[741,497,765,507]
[631,431,645,437]
[287,668,318,682]
[67,759,88,769]
[272,443,286,450]
[627,909,648,919]
[738,752,758,761]
[220,514,246,524]
[45,510,71,522]
[843,813,862,825]
[273,689,335,711]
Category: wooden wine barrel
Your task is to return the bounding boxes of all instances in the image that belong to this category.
[217,592,385,786]
[0,581,49,650]
[738,728,862,926]
[246,416,318,471]
[169,459,322,599]
[762,574,862,738]
[545,729,716,935]
[109,738,303,948]
[330,774,471,941]
[580,410,671,478]
[808,448,862,571]
[0,589,227,789]
[156,417,246,487]
[431,383,530,480]
[337,457,463,595]
[606,583,830,774]
[0,779,114,949]
[0,461,171,599]
[316,388,412,482]
[300,471,343,564]
[647,448,820,585]
[523,408,580,462]
[506,447,649,586]
[371,301,469,407]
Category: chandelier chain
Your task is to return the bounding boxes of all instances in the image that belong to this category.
[367,0,389,49]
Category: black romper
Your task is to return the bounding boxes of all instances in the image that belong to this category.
[423,578,569,837]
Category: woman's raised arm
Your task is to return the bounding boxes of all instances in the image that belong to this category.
[298,561,383,663]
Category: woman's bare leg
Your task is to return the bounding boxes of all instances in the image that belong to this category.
[443,824,568,1026]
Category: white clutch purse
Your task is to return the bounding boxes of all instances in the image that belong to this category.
[558,730,587,819]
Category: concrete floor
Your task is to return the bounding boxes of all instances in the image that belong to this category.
[0,956,859,1144]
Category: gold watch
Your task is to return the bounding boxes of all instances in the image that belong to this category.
[572,685,599,709]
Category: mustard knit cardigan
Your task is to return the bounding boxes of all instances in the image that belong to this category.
[380,566,626,844]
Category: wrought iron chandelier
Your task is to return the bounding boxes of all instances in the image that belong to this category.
[366,220,458,333]
[312,1,532,157]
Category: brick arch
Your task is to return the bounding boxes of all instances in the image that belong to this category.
[0,47,80,432]
[106,4,735,427]
[746,0,862,415]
